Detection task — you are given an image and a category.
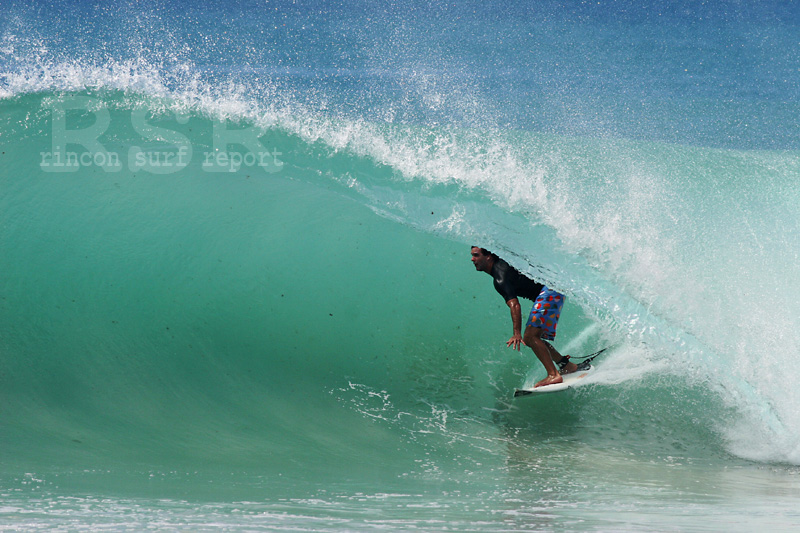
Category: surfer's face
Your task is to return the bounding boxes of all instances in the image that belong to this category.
[471,247,491,272]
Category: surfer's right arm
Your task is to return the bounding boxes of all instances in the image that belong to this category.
[506,297,524,350]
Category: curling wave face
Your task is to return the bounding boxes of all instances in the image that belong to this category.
[2,1,800,481]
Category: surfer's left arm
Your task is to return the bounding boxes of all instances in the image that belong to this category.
[506,297,523,350]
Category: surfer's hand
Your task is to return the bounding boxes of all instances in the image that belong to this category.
[507,334,524,350]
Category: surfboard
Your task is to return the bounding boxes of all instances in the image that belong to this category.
[513,366,595,397]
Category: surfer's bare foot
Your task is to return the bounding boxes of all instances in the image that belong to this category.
[535,373,563,388]
[560,361,579,375]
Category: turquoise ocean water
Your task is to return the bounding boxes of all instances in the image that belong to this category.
[2,1,800,530]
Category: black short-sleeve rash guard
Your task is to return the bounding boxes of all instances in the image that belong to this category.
[491,259,544,303]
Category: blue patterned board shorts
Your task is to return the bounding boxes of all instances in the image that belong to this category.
[525,286,565,341]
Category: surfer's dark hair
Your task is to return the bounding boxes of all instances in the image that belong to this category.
[472,246,499,261]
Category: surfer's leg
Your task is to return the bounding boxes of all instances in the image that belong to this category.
[524,288,573,386]
[543,340,579,375]
[524,327,563,387]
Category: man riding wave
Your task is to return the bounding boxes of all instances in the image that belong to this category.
[471,246,579,387]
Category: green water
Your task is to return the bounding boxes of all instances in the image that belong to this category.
[3,89,800,530]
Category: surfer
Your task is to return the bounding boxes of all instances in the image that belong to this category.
[471,246,577,387]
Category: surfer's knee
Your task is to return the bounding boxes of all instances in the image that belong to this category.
[523,326,543,346]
